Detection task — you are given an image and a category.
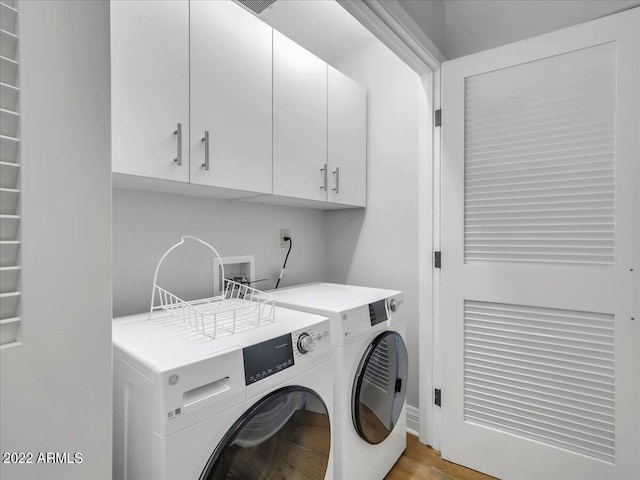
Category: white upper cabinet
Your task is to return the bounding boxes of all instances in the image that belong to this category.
[111,0,366,208]
[111,0,189,183]
[190,1,272,194]
[327,66,366,207]
[273,31,328,202]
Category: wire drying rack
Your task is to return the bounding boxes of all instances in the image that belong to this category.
[149,236,275,339]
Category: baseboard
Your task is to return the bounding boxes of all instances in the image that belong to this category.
[406,404,420,437]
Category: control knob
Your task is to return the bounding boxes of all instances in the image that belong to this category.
[297,332,314,354]
[389,298,398,312]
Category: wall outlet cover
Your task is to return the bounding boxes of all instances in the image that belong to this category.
[280,229,290,248]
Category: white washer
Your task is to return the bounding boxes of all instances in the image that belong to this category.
[112,307,334,480]
[271,283,407,480]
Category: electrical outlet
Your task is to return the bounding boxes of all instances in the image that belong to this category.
[280,229,290,248]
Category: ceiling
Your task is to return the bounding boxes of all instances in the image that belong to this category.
[249,0,640,66]
[439,0,640,58]
[394,1,640,59]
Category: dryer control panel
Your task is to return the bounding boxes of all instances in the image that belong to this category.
[337,294,403,347]
[368,299,388,326]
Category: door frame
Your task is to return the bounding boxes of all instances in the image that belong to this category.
[337,0,444,449]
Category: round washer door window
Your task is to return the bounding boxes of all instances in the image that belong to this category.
[200,386,331,480]
[352,330,408,444]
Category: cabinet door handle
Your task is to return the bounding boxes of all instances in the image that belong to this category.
[332,167,340,193]
[174,123,182,166]
[320,164,328,191]
[201,131,210,170]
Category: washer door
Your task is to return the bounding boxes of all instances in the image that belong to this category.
[200,386,330,480]
[352,330,409,444]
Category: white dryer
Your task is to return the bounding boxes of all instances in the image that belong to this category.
[271,283,407,480]
[112,307,333,480]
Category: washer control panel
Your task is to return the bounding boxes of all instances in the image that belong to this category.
[293,322,330,358]
[297,332,314,353]
[242,320,331,385]
[243,333,294,385]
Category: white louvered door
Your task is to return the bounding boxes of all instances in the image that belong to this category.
[440,8,639,480]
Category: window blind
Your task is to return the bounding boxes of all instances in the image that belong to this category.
[0,0,21,346]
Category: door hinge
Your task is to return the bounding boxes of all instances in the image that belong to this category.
[434,388,442,407]
[434,251,441,269]
[434,109,442,127]
[395,378,403,393]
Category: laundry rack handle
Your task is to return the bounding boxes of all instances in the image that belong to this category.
[149,236,225,315]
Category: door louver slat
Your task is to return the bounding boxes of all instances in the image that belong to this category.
[464,300,615,463]
[463,43,616,268]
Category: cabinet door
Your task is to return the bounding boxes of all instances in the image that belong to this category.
[190,0,272,194]
[111,0,189,182]
[327,67,366,207]
[273,31,328,202]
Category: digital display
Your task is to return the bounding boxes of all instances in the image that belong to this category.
[369,299,388,326]
[243,334,294,385]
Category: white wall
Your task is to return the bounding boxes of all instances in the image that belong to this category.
[326,41,424,409]
[112,190,328,317]
[0,2,112,479]
[442,0,640,59]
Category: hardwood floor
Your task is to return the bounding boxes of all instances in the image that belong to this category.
[215,409,330,479]
[385,434,497,480]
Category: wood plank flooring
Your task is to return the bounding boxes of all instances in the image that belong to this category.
[385,434,498,480]
[215,409,331,479]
